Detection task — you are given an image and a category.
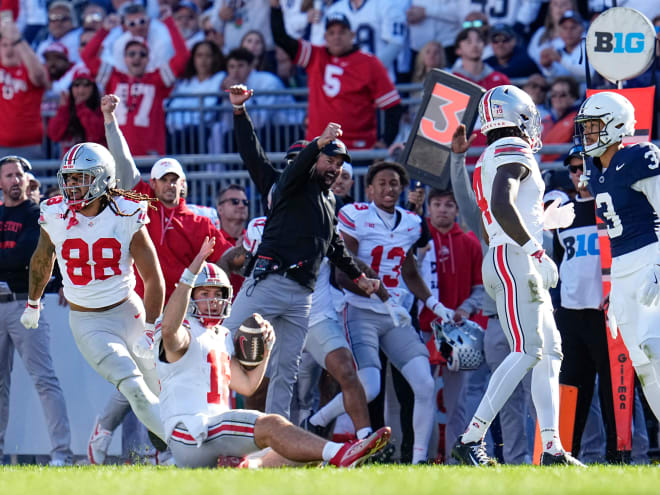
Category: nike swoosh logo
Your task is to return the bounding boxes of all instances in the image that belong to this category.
[134,313,141,319]
[615,163,625,171]
[239,336,249,357]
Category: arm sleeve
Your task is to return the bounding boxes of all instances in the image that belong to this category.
[449,151,483,240]
[457,285,484,315]
[383,103,403,145]
[327,229,362,280]
[0,206,39,271]
[277,139,321,197]
[46,104,71,142]
[105,120,141,190]
[234,111,280,197]
[271,5,299,60]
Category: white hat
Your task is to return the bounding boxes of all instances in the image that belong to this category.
[151,158,185,180]
[342,162,353,178]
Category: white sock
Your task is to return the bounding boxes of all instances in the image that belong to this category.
[356,427,372,440]
[541,429,561,454]
[531,354,563,452]
[467,352,538,442]
[401,356,435,463]
[321,441,343,461]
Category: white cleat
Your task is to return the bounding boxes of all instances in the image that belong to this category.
[88,418,113,465]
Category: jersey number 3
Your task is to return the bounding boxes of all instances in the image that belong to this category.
[596,192,623,238]
[61,238,122,285]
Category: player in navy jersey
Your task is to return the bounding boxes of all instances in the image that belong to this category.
[574,91,660,424]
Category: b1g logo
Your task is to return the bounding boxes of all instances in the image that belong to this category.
[593,31,645,53]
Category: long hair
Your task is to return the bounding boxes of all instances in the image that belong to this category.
[486,127,524,146]
[540,0,578,43]
[65,80,101,143]
[412,41,445,84]
[240,30,268,72]
[182,40,225,80]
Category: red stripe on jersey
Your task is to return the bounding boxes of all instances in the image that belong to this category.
[208,424,254,437]
[171,429,195,441]
[338,211,356,229]
[495,245,523,352]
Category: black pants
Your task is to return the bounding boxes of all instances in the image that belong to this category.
[555,307,618,461]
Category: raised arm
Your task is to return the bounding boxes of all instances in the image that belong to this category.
[4,21,48,87]
[102,94,141,190]
[81,25,110,76]
[163,15,190,77]
[449,124,483,240]
[270,0,300,61]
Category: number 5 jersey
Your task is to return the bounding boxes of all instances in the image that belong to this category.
[39,196,149,308]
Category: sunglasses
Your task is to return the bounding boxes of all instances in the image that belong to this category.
[84,13,103,23]
[462,20,484,29]
[49,14,72,22]
[219,198,248,206]
[568,165,583,173]
[126,50,148,58]
[126,17,147,28]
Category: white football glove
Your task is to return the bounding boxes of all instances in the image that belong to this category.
[523,240,558,290]
[262,320,276,352]
[638,264,660,307]
[543,198,575,230]
[384,298,412,328]
[606,294,618,340]
[425,295,454,322]
[132,323,155,360]
[20,299,41,329]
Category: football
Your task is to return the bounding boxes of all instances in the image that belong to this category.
[233,316,266,369]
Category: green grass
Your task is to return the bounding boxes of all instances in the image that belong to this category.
[2,464,660,495]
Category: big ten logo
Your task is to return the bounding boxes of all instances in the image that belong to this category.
[563,232,599,260]
[593,31,645,53]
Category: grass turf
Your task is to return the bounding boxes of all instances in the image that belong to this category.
[2,464,660,495]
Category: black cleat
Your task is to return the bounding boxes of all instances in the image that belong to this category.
[451,437,497,466]
[541,451,586,466]
[148,430,168,452]
[300,415,331,439]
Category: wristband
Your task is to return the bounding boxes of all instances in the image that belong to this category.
[425,295,439,309]
[145,322,155,332]
[521,238,543,256]
[27,298,40,309]
[232,103,245,111]
[353,273,366,284]
[179,267,197,287]
[12,37,24,46]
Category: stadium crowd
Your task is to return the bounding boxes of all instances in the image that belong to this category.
[1,0,660,467]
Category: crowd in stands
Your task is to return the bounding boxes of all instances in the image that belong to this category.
[2,0,660,466]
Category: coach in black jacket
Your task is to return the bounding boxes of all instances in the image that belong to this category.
[222,122,379,419]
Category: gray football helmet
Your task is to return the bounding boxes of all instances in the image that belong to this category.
[57,142,116,209]
[189,262,233,321]
[479,85,542,152]
[431,318,485,371]
[574,92,636,157]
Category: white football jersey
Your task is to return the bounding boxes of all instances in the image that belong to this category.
[338,202,421,313]
[243,215,340,324]
[472,136,544,249]
[155,317,233,444]
[39,196,149,308]
[324,0,407,78]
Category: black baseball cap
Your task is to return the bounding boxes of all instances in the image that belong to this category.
[325,13,351,31]
[320,139,351,163]
[285,139,309,160]
[489,23,516,40]
[563,145,584,166]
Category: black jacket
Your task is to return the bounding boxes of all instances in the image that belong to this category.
[0,199,40,293]
[256,140,362,290]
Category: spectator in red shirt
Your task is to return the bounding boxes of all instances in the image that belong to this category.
[271,3,402,150]
[47,67,106,156]
[541,75,580,162]
[0,19,48,159]
[81,13,189,156]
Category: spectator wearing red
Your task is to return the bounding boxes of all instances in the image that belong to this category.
[215,184,250,298]
[82,13,189,155]
[43,42,73,93]
[0,19,48,159]
[271,4,402,150]
[47,67,106,156]
[541,75,580,162]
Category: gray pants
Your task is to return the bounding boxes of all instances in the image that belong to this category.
[0,300,72,462]
[223,274,312,419]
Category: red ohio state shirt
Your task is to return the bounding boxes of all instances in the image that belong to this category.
[0,64,45,147]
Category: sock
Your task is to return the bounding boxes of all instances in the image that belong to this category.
[412,447,427,464]
[401,356,435,463]
[461,416,489,444]
[531,354,563,453]
[322,441,343,461]
[541,429,561,454]
[356,427,372,440]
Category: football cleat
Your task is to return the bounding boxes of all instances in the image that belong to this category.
[451,437,497,466]
[541,451,586,467]
[329,426,391,468]
[88,418,112,465]
[217,455,249,468]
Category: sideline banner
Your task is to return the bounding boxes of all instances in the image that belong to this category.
[401,70,484,190]
[586,85,655,453]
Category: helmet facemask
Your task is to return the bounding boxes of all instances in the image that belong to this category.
[574,115,614,158]
[189,285,232,324]
[57,166,109,210]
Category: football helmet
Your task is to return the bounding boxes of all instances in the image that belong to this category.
[57,143,116,209]
[479,85,542,152]
[431,318,485,371]
[189,263,233,321]
[574,92,636,157]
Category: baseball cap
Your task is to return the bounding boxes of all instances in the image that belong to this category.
[175,0,199,14]
[49,0,79,26]
[558,10,583,25]
[124,35,149,52]
[489,23,516,40]
[563,145,584,166]
[342,162,353,178]
[43,42,70,60]
[151,158,185,179]
[325,13,351,31]
[320,139,351,163]
[72,66,93,81]
[285,139,309,160]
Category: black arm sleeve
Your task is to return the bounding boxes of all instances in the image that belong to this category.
[276,139,321,197]
[383,103,403,145]
[326,229,362,280]
[234,111,280,197]
[271,6,299,60]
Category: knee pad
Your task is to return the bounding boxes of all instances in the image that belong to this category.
[357,367,381,402]
[641,338,660,362]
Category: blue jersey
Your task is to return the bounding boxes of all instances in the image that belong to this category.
[586,143,660,257]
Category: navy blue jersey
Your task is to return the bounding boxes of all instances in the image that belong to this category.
[586,143,660,257]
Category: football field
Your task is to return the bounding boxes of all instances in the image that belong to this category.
[2,464,660,495]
